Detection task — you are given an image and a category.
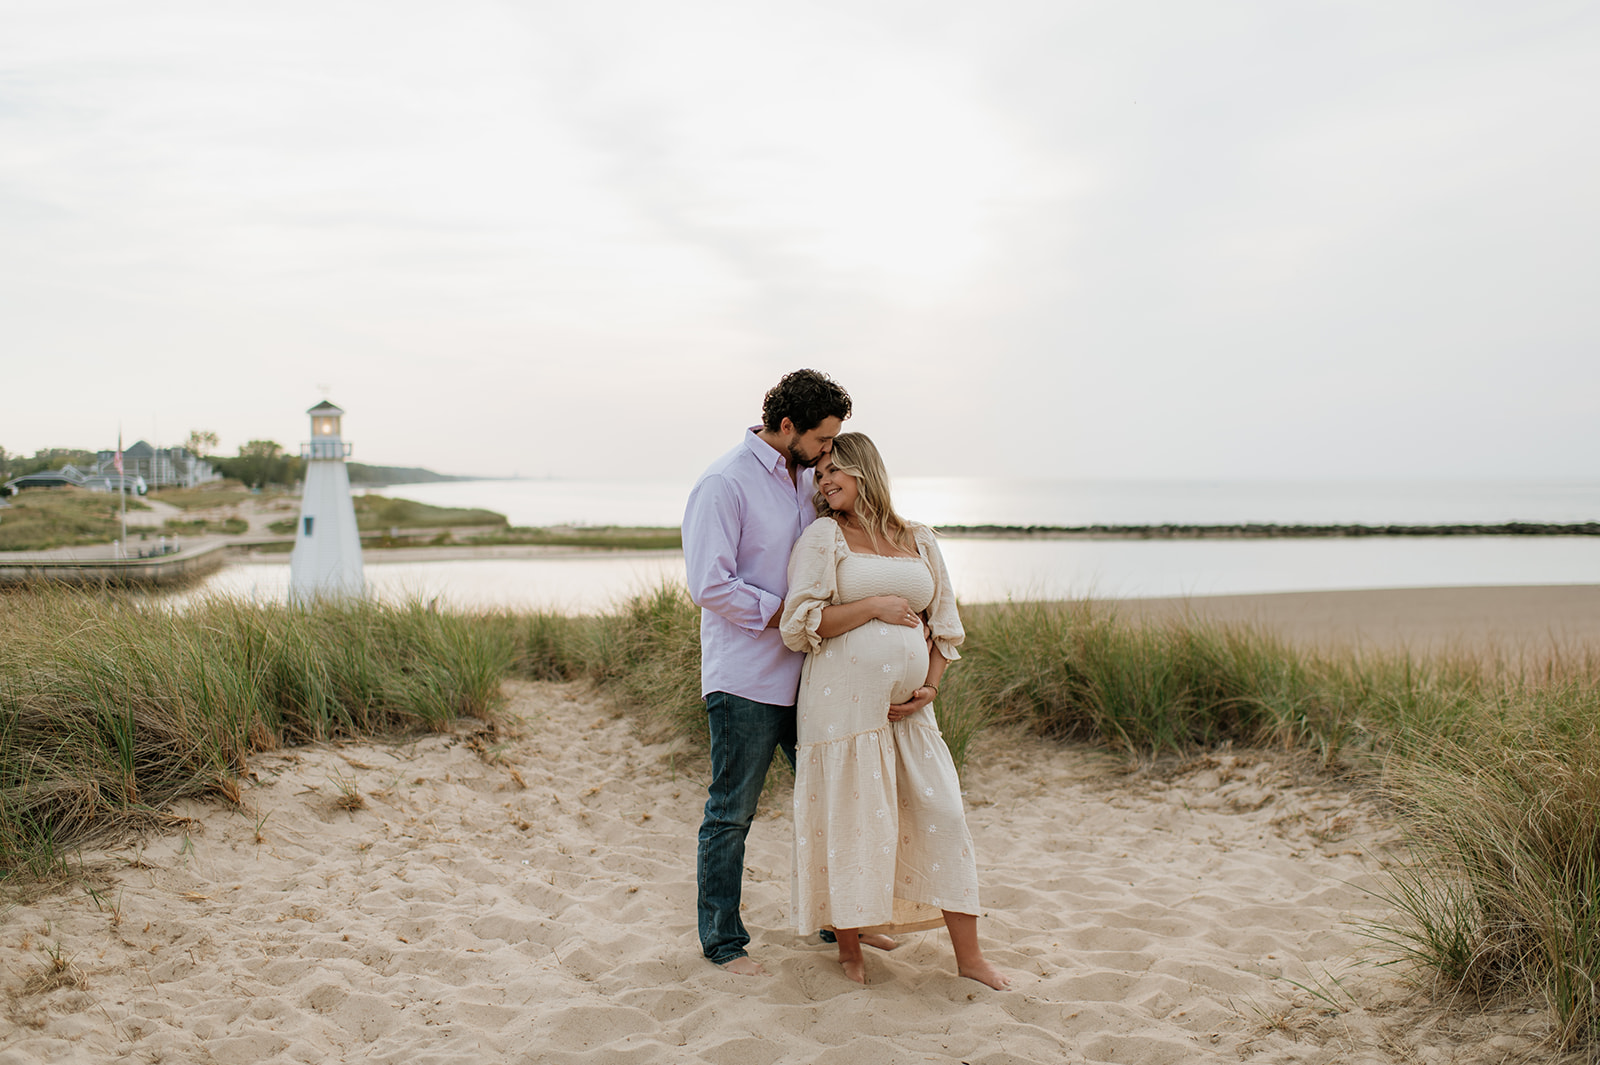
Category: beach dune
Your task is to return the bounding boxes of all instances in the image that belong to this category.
[2,587,1587,1063]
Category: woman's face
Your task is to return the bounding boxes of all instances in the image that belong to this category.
[816,455,859,516]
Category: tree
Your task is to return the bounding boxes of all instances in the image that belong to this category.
[228,440,285,489]
[185,429,219,458]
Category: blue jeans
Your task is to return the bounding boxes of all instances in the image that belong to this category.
[697,691,797,965]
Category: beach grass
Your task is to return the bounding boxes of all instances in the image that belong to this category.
[146,482,265,510]
[163,517,250,536]
[2,583,1598,1050]
[467,526,683,551]
[0,489,149,552]
[0,589,512,879]
[353,495,508,532]
[263,495,510,535]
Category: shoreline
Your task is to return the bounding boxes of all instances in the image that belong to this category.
[1088,583,1600,650]
[244,545,1600,648]
[934,521,1600,539]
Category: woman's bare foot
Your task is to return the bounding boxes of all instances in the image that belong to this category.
[835,928,867,984]
[859,933,898,951]
[942,910,1010,990]
[957,959,1011,990]
[720,956,769,976]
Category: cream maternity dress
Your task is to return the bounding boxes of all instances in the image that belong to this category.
[780,519,981,935]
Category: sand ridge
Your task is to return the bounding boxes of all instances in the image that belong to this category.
[0,681,1560,1063]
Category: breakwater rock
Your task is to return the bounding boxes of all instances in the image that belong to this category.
[934,522,1600,540]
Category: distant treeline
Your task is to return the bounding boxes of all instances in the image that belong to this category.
[346,462,472,487]
[0,441,466,491]
[0,447,98,482]
[936,522,1600,538]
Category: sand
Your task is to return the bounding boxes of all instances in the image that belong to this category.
[1109,584,1600,652]
[2,588,1589,1064]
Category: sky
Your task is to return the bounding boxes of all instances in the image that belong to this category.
[2,0,1597,481]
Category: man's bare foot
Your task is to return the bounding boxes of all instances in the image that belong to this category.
[957,960,1011,990]
[720,956,769,976]
[859,933,898,951]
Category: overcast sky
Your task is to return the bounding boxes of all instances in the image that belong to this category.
[3,0,1596,480]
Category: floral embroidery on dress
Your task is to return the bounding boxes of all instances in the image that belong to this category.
[784,519,977,934]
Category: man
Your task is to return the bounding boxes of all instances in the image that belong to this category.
[682,368,852,975]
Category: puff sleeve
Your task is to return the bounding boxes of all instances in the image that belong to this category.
[913,523,964,662]
[780,520,843,654]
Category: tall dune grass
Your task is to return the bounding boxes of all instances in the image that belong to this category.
[0,590,513,877]
[3,583,1598,1049]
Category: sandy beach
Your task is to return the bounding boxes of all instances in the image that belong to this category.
[2,587,1591,1064]
[1109,583,1600,652]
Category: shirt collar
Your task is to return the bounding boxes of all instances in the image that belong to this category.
[742,426,787,474]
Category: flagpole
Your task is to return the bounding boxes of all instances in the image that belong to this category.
[117,426,126,557]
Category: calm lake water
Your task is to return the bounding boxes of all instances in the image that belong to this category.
[364,476,1600,529]
[181,477,1600,612]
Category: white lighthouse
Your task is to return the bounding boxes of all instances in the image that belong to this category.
[289,400,365,601]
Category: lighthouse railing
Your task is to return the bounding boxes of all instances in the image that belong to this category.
[301,440,354,460]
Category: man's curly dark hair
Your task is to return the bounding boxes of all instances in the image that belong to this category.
[761,369,852,434]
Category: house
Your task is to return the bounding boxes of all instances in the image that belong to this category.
[2,465,148,496]
[4,465,90,494]
[94,441,217,490]
[82,473,148,495]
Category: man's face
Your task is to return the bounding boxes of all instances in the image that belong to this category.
[785,416,843,469]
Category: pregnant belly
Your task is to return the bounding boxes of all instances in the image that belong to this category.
[845,624,927,705]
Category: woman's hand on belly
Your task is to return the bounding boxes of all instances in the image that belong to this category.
[865,595,921,628]
[818,595,925,639]
[887,686,935,722]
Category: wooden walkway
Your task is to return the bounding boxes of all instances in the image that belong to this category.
[0,539,230,589]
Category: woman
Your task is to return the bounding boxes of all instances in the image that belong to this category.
[780,433,1008,989]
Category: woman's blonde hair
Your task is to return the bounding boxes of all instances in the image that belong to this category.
[815,432,916,555]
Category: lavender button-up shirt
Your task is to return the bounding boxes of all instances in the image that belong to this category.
[683,427,818,704]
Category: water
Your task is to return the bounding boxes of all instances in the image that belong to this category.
[361,476,1599,528]
[177,476,1600,611]
[195,536,1600,614]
